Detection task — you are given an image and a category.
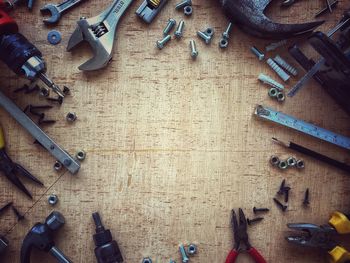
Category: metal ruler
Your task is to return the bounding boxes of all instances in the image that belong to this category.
[0,90,80,174]
[255,105,350,150]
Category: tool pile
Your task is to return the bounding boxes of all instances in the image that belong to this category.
[0,0,349,262]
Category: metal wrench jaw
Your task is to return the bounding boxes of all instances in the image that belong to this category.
[40,5,61,25]
[221,0,324,39]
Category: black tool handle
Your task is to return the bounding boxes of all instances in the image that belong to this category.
[289,142,350,174]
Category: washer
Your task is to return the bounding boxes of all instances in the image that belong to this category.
[47,30,62,45]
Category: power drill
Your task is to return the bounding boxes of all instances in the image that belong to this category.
[0,1,64,97]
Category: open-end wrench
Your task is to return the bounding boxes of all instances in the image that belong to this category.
[40,0,88,25]
[67,0,134,71]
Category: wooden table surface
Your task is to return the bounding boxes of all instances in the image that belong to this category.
[0,0,349,262]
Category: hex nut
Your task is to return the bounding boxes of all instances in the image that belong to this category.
[48,194,59,206]
[184,5,192,16]
[54,161,62,171]
[268,88,278,98]
[66,112,77,122]
[270,155,280,166]
[188,244,197,255]
[296,160,305,169]
[205,27,214,37]
[276,92,285,102]
[287,157,297,167]
[76,150,86,161]
[278,160,288,170]
[45,211,65,231]
[142,258,152,263]
[219,38,229,49]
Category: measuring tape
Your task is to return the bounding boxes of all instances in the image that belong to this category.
[255,105,350,150]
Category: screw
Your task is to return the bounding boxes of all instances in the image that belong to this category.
[222,22,233,39]
[156,35,172,49]
[12,206,25,221]
[303,188,310,206]
[184,5,192,16]
[47,96,63,105]
[187,244,197,255]
[265,39,287,52]
[189,40,198,59]
[174,20,185,39]
[163,19,176,36]
[197,31,211,44]
[258,73,284,90]
[253,207,270,214]
[66,112,77,122]
[277,179,286,195]
[273,198,287,212]
[247,217,264,225]
[48,194,59,205]
[274,55,298,76]
[250,46,265,61]
[175,0,192,10]
[296,160,305,169]
[179,244,189,263]
[284,186,291,203]
[266,58,290,82]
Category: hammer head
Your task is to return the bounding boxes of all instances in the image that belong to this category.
[221,0,324,39]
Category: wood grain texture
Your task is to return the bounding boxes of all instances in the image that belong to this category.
[0,0,349,262]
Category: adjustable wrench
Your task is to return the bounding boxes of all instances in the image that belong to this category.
[67,0,134,71]
[40,0,89,25]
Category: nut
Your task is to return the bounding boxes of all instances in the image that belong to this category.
[142,258,152,263]
[39,87,50,97]
[278,160,288,170]
[296,159,305,169]
[45,211,65,231]
[184,5,192,16]
[66,112,77,122]
[48,194,59,206]
[286,157,297,167]
[54,161,62,171]
[76,150,86,161]
[270,155,280,166]
[219,38,229,49]
[188,244,197,255]
[268,88,278,98]
[276,92,285,102]
[205,27,214,37]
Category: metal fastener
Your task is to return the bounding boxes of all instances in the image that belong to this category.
[66,112,77,122]
[287,157,297,167]
[48,194,59,205]
[253,207,269,213]
[179,244,189,263]
[197,31,211,44]
[163,19,176,36]
[303,188,310,206]
[222,22,233,39]
[184,5,192,16]
[175,0,192,10]
[247,217,264,225]
[156,35,171,49]
[219,38,229,49]
[296,159,305,169]
[187,244,197,255]
[276,92,285,102]
[250,46,265,61]
[278,160,288,170]
[277,179,286,195]
[54,161,62,171]
[270,155,280,166]
[205,27,214,37]
[268,88,278,98]
[142,258,152,263]
[189,40,198,59]
[284,187,291,203]
[273,198,287,212]
[47,30,62,45]
[39,87,50,97]
[258,73,284,90]
[274,55,298,76]
[266,58,290,82]
[76,150,86,161]
[174,20,185,39]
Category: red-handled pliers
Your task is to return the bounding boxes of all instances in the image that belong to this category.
[225,208,267,263]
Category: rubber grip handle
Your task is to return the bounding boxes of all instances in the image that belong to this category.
[248,247,267,263]
[225,249,239,263]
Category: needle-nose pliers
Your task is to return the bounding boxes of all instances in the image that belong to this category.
[225,208,267,263]
[0,125,43,198]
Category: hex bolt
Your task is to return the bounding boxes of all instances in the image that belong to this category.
[175,0,192,10]
[142,258,152,263]
[219,38,229,49]
[253,207,270,214]
[156,35,172,49]
[268,88,278,98]
[179,244,189,263]
[273,198,287,212]
[12,206,25,221]
[266,58,290,82]
[303,188,310,206]
[222,22,233,39]
[296,160,305,169]
[76,150,86,161]
[258,73,284,90]
[187,244,197,255]
[270,155,280,166]
[174,20,185,39]
[197,31,211,44]
[274,55,298,76]
[287,157,297,167]
[66,112,77,122]
[265,39,287,52]
[48,194,59,206]
[163,19,176,36]
[247,217,264,225]
[278,160,288,170]
[284,187,291,203]
[276,92,285,102]
[54,161,62,171]
[184,5,193,16]
[250,46,265,61]
[189,40,198,59]
[277,179,286,195]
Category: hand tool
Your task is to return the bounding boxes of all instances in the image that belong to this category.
[286,212,350,263]
[67,0,134,71]
[220,0,324,39]
[0,2,64,97]
[272,138,350,175]
[40,0,89,25]
[92,212,124,263]
[254,105,350,151]
[225,208,266,263]
[315,0,339,17]
[21,211,72,263]
[0,236,8,255]
[0,125,43,199]
[136,0,169,24]
[0,90,80,174]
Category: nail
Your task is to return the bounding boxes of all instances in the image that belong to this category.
[253,207,270,213]
[277,179,286,195]
[303,188,310,206]
[247,217,264,225]
[273,198,287,212]
[284,186,291,203]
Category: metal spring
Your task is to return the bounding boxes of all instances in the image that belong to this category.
[274,55,298,76]
[148,0,161,8]
[92,24,108,38]
[266,58,290,82]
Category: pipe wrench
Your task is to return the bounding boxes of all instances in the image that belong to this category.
[67,0,134,71]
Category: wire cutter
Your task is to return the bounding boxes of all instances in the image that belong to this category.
[0,125,43,199]
[286,212,350,263]
[225,208,267,263]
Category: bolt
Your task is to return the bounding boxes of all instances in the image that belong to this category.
[184,5,192,16]
[247,217,264,225]
[66,112,77,122]
[277,179,286,195]
[258,73,284,90]
[163,19,176,36]
[284,187,291,203]
[197,31,211,44]
[266,58,290,82]
[303,188,310,206]
[274,55,298,76]
[156,35,172,49]
[175,0,192,10]
[296,160,305,169]
[179,244,189,263]
[174,20,185,39]
[47,96,63,105]
[273,198,287,212]
[187,244,197,255]
[48,194,59,205]
[189,40,198,59]
[250,46,265,61]
[253,207,270,214]
[12,206,25,221]
[222,22,233,39]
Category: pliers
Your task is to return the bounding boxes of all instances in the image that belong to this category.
[286,212,350,263]
[225,208,267,263]
[0,125,43,199]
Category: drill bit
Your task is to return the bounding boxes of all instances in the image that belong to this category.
[38,73,64,98]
